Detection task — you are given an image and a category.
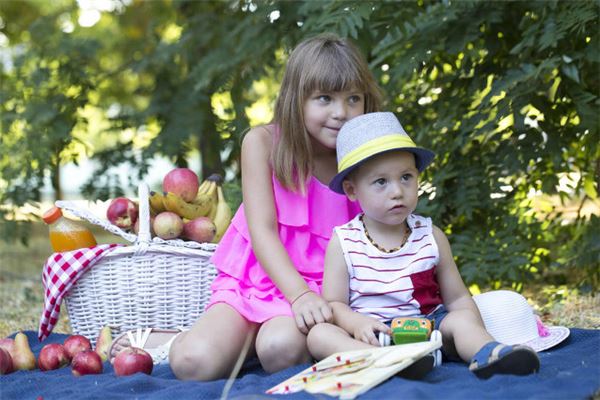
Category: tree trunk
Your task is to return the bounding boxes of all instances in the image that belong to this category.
[51,163,63,201]
[198,95,223,179]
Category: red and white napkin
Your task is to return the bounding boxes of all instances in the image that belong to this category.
[38,244,122,341]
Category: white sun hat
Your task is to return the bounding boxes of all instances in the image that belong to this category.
[473,290,570,352]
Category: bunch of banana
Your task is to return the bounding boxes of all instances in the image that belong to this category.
[196,177,219,219]
[162,179,216,220]
[150,173,232,242]
[212,182,232,243]
[194,173,233,242]
[149,191,167,214]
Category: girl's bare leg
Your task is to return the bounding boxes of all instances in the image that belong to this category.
[439,308,494,361]
[306,322,373,361]
[255,316,312,373]
[169,303,258,381]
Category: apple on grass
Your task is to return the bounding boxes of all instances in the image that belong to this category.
[38,343,69,371]
[63,334,92,361]
[71,350,103,376]
[113,347,153,377]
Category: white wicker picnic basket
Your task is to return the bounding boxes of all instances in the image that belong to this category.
[55,183,218,339]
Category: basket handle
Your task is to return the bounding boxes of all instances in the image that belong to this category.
[55,199,138,243]
[56,183,218,250]
[54,183,151,244]
[137,183,152,244]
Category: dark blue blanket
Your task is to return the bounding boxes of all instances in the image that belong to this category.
[1,329,598,399]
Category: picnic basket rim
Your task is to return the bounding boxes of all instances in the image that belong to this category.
[56,183,218,340]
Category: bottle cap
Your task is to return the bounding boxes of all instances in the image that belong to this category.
[42,206,63,224]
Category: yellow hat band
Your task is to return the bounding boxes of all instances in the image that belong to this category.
[338,134,417,173]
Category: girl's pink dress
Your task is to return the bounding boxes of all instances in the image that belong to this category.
[207,174,361,323]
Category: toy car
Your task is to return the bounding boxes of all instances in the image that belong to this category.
[390,317,434,345]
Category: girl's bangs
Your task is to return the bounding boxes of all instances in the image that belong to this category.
[303,52,366,95]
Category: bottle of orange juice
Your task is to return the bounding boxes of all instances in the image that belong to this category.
[42,206,97,252]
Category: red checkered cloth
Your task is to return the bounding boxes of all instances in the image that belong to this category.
[38,244,123,341]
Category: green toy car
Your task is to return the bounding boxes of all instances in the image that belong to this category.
[391,317,434,345]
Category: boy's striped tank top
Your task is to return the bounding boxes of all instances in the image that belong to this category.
[334,213,443,322]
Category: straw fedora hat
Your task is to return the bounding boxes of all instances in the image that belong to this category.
[329,112,435,193]
[473,290,570,352]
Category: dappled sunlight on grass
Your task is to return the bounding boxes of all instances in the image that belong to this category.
[524,285,600,329]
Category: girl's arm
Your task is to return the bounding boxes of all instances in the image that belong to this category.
[322,233,390,346]
[432,226,483,316]
[241,126,332,334]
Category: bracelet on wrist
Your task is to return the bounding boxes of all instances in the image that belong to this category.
[290,289,312,305]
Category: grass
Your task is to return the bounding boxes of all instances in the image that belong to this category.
[0,221,597,339]
[524,285,599,329]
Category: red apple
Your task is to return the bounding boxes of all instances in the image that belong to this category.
[0,348,14,375]
[38,343,70,371]
[153,211,184,240]
[113,347,153,377]
[163,168,199,202]
[106,197,138,230]
[71,350,103,376]
[0,338,15,359]
[63,335,92,361]
[183,217,216,243]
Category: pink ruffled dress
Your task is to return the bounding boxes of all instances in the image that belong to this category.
[207,174,361,323]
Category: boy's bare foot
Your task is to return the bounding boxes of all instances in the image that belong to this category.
[109,328,182,364]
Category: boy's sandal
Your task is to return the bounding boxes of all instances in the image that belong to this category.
[469,342,540,379]
[109,327,183,365]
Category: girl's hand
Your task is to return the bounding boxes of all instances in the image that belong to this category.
[351,315,391,346]
[290,291,333,334]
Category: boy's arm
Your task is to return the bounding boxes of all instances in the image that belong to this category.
[322,233,390,345]
[432,225,483,316]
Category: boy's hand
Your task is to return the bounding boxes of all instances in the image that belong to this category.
[351,315,391,346]
[291,291,333,334]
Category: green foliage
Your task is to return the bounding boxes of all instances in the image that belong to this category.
[0,0,598,290]
[356,0,599,290]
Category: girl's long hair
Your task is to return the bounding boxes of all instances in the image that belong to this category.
[272,33,382,192]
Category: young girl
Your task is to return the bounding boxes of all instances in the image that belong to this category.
[307,112,540,379]
[109,34,382,380]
